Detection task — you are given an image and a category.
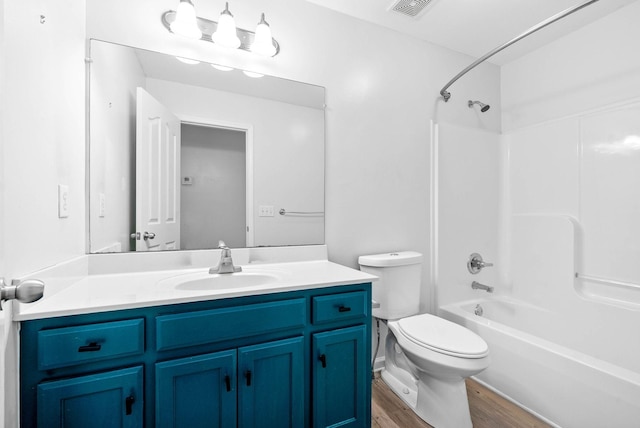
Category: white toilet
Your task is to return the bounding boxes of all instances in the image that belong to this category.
[359,251,490,428]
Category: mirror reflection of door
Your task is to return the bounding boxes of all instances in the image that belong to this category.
[135,87,181,251]
[180,124,246,250]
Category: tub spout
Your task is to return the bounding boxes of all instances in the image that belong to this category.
[471,281,494,293]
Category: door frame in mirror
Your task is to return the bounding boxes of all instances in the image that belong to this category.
[179,115,254,248]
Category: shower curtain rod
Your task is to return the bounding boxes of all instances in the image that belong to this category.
[439,0,600,102]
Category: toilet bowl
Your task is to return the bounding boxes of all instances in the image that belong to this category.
[384,314,489,428]
[359,251,490,428]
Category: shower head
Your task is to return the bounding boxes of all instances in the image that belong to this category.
[468,100,490,112]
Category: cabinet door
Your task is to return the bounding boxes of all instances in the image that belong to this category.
[238,336,304,428]
[37,366,143,428]
[155,350,237,428]
[313,325,368,428]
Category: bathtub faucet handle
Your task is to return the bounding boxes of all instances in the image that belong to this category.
[467,253,493,274]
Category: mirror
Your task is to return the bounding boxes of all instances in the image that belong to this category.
[88,40,325,253]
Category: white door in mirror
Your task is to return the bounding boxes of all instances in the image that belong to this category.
[135,87,181,251]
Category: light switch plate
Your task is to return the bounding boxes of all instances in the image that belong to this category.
[58,184,69,218]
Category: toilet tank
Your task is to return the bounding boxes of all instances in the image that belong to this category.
[358,251,423,320]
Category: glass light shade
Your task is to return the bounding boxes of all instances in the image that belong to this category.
[170,0,201,39]
[251,14,276,56]
[176,56,200,65]
[212,64,234,71]
[243,71,264,78]
[212,4,241,49]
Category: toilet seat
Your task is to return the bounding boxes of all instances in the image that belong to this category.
[397,314,489,359]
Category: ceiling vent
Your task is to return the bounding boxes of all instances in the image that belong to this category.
[389,0,433,18]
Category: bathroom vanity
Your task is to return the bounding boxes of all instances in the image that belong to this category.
[14,256,374,428]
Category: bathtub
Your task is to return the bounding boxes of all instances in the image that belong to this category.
[439,297,640,428]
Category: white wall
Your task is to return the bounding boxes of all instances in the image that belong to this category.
[89,40,146,253]
[1,1,86,426]
[3,1,86,277]
[181,125,246,249]
[0,0,6,421]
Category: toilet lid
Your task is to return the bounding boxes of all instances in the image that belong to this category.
[397,314,489,358]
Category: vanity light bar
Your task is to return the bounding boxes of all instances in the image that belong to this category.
[161,11,281,57]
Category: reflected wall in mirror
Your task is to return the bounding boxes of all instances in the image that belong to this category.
[89,40,325,253]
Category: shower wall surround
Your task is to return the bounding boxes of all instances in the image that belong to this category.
[432,5,640,425]
[482,3,640,425]
[501,0,640,131]
[502,0,640,308]
[505,102,640,309]
[435,124,501,307]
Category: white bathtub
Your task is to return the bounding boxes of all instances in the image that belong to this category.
[440,297,640,428]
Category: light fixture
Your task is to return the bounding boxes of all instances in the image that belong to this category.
[242,70,264,78]
[169,0,201,39]
[162,2,281,57]
[212,64,234,71]
[212,2,241,49]
[251,13,276,56]
[176,56,201,65]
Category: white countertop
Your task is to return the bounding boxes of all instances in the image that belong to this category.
[14,256,377,321]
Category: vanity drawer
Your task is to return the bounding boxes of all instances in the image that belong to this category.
[37,319,145,370]
[156,298,306,351]
[312,291,368,325]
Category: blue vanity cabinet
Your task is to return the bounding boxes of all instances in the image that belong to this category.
[155,337,304,428]
[312,325,368,428]
[155,350,237,428]
[37,366,143,428]
[238,336,305,427]
[20,283,371,428]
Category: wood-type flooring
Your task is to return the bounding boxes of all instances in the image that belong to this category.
[371,376,552,428]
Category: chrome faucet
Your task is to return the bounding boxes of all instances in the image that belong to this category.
[471,281,494,293]
[209,241,242,274]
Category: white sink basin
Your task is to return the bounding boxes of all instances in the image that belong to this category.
[177,272,280,290]
[158,268,286,291]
